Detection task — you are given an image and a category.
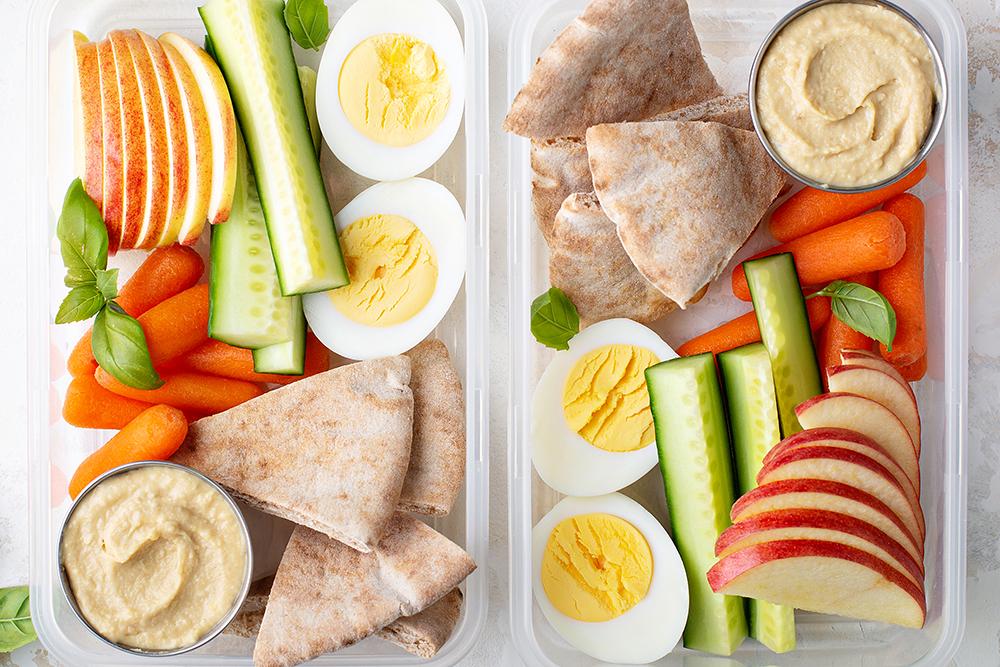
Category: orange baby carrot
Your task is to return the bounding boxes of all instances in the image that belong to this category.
[677,296,831,357]
[769,161,927,242]
[180,334,331,384]
[67,245,204,377]
[68,404,188,498]
[95,367,263,414]
[63,374,155,429]
[896,354,927,383]
[817,273,877,389]
[878,194,926,366]
[138,283,210,367]
[732,211,906,301]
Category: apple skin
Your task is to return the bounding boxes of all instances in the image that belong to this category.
[707,539,926,629]
[72,33,104,213]
[827,364,921,451]
[796,392,919,492]
[731,479,923,562]
[757,445,925,542]
[840,349,915,394]
[715,508,924,584]
[95,39,124,255]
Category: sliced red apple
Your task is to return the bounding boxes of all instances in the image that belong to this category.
[72,33,103,211]
[95,39,124,254]
[716,509,924,585]
[757,446,924,542]
[840,349,914,393]
[107,31,148,251]
[158,33,236,226]
[707,540,926,628]
[159,39,213,245]
[796,393,919,491]
[827,364,921,452]
[731,479,923,562]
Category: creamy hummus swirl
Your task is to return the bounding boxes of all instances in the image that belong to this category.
[756,2,938,187]
[61,466,247,651]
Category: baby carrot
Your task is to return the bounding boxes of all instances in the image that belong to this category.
[897,354,927,383]
[817,273,876,389]
[180,334,331,384]
[769,162,927,242]
[677,296,831,357]
[67,245,204,377]
[878,194,926,366]
[63,374,155,429]
[95,367,263,414]
[68,404,188,499]
[732,211,906,301]
[139,283,210,366]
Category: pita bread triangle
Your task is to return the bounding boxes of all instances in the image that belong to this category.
[172,356,413,553]
[504,0,721,139]
[586,120,786,308]
[253,516,475,667]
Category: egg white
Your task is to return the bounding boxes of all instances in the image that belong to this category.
[316,0,466,180]
[532,494,689,664]
[303,178,465,359]
[532,319,676,496]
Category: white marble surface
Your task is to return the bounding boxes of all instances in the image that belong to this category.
[2,0,1000,665]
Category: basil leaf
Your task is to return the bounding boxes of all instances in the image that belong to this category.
[55,285,105,324]
[284,0,331,50]
[92,303,164,390]
[95,268,119,301]
[531,287,580,351]
[812,280,898,350]
[0,586,37,653]
[56,179,108,284]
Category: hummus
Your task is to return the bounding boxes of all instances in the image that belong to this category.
[756,2,937,187]
[61,465,247,651]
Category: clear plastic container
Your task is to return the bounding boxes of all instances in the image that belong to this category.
[506,1,968,665]
[25,0,489,664]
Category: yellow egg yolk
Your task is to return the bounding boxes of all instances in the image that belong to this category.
[562,344,659,452]
[541,513,653,622]
[328,214,437,327]
[338,33,451,147]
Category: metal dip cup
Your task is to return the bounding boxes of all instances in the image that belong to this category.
[57,460,254,658]
[748,0,948,193]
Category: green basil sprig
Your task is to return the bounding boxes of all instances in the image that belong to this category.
[809,280,897,350]
[55,179,163,390]
[531,287,580,351]
[0,586,37,653]
[284,0,331,50]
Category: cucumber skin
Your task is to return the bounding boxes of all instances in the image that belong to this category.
[744,253,822,437]
[646,354,748,656]
[718,343,797,653]
[253,299,305,374]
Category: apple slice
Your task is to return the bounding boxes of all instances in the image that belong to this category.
[107,31,148,251]
[716,509,924,586]
[159,39,213,245]
[95,39,124,254]
[840,349,915,393]
[138,32,190,247]
[827,364,921,452]
[731,479,923,563]
[72,33,104,211]
[757,446,924,542]
[796,393,918,491]
[708,540,926,628]
[158,33,236,226]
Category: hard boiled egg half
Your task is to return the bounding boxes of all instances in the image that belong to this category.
[532,319,676,496]
[316,0,465,180]
[533,494,688,663]
[303,178,465,359]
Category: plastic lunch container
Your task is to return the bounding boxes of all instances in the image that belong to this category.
[25,0,489,664]
[507,1,968,665]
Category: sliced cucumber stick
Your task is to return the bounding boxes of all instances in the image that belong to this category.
[646,354,748,656]
[744,253,822,436]
[719,343,796,653]
[253,300,305,374]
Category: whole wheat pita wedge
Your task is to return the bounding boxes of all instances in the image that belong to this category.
[173,357,413,553]
[531,95,751,243]
[587,120,786,308]
[227,577,464,660]
[253,516,475,667]
[399,340,465,516]
[504,0,721,140]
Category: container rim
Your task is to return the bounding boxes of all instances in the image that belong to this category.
[747,0,948,194]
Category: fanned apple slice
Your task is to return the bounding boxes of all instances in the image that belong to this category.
[731,479,923,563]
[840,349,916,396]
[159,33,236,226]
[708,540,926,629]
[159,39,213,245]
[95,39,124,254]
[139,31,190,246]
[107,31,148,251]
[72,32,103,211]
[716,509,924,586]
[121,30,170,249]
[827,364,921,451]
